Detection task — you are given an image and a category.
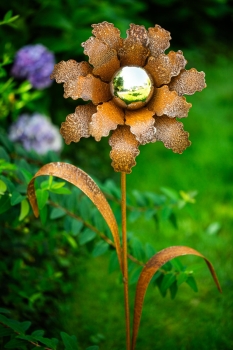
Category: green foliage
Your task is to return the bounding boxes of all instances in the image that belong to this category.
[0,309,100,350]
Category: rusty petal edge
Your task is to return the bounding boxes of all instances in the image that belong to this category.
[131,245,222,350]
[27,162,123,273]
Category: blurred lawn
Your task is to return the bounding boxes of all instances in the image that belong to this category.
[62,54,233,349]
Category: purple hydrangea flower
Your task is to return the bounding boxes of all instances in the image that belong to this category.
[11,44,55,89]
[9,113,63,154]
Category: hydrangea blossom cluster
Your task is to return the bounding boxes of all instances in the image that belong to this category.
[11,44,55,89]
[8,113,63,154]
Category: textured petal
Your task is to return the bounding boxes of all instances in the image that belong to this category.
[90,101,124,141]
[169,68,206,96]
[64,74,111,104]
[91,21,123,51]
[154,115,191,153]
[50,60,92,83]
[60,103,97,144]
[109,125,140,174]
[125,108,156,145]
[118,24,150,67]
[51,60,93,99]
[126,23,149,47]
[82,37,120,82]
[148,25,171,57]
[147,85,192,118]
[145,51,187,87]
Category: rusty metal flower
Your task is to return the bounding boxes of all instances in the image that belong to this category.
[51,22,206,173]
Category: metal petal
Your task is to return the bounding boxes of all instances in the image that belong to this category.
[90,101,124,141]
[109,125,140,174]
[125,108,156,145]
[154,115,191,153]
[132,245,222,350]
[147,85,192,118]
[91,21,123,51]
[60,103,97,144]
[145,50,187,87]
[82,37,120,82]
[148,24,171,57]
[50,60,92,83]
[50,60,92,100]
[118,24,150,67]
[27,163,123,273]
[169,68,207,96]
[65,74,111,104]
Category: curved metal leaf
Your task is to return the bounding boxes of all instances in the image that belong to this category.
[27,162,123,272]
[132,245,221,350]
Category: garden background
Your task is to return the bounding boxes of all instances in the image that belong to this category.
[0,0,233,349]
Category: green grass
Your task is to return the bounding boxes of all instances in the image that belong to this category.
[60,54,233,349]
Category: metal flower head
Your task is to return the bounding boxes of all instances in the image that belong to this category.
[51,22,206,173]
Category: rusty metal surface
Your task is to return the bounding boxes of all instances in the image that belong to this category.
[27,162,123,272]
[132,245,222,350]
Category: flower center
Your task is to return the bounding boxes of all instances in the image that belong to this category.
[110,66,154,110]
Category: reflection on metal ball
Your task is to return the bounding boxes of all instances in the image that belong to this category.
[110,66,154,110]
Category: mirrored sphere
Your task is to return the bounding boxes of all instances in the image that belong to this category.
[110,66,154,110]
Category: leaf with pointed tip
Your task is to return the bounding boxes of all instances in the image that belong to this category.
[132,245,221,350]
[27,162,122,272]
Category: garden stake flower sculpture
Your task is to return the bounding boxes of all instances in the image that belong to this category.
[27,22,221,350]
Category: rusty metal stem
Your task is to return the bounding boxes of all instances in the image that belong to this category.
[121,172,131,350]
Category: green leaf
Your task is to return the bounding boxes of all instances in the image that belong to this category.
[169,280,178,299]
[79,228,96,246]
[161,206,172,221]
[31,330,45,337]
[0,146,10,162]
[15,81,32,93]
[60,332,79,350]
[171,258,184,272]
[160,187,179,201]
[92,241,109,257]
[0,132,14,152]
[49,187,71,194]
[0,324,13,337]
[0,175,15,192]
[0,179,7,193]
[36,189,49,210]
[160,273,176,294]
[128,210,141,223]
[108,251,119,273]
[0,314,31,333]
[86,347,99,350]
[19,168,33,184]
[10,191,25,206]
[145,243,156,259]
[186,275,198,292]
[64,233,78,249]
[0,195,11,214]
[30,336,58,349]
[177,271,188,286]
[40,205,48,225]
[50,207,66,219]
[51,181,66,189]
[0,308,11,314]
[19,199,30,221]
[4,337,26,349]
[71,219,83,236]
[206,222,221,235]
[4,10,13,21]
[129,266,143,285]
[131,238,144,261]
